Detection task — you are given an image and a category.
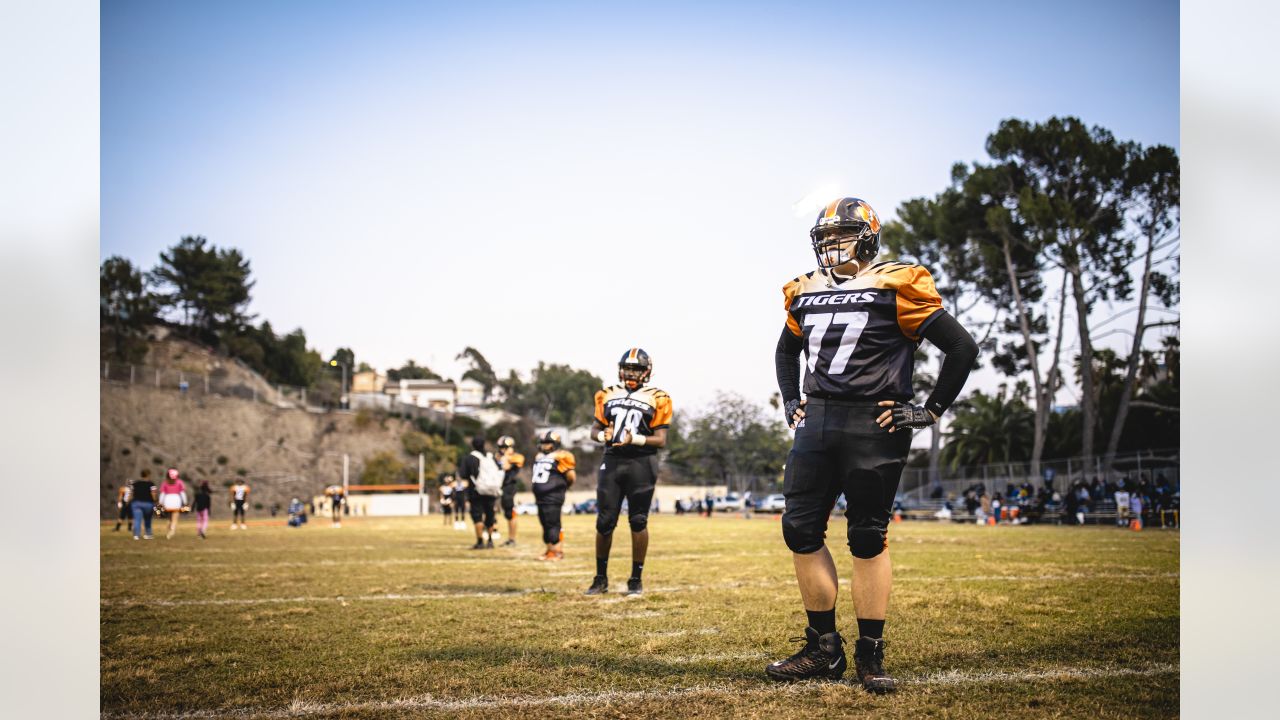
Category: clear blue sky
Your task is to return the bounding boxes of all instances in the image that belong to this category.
[102,0,1179,414]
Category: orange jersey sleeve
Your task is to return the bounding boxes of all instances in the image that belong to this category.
[651,392,673,429]
[593,389,608,425]
[895,265,944,339]
[556,451,576,474]
[782,278,803,337]
[505,452,525,470]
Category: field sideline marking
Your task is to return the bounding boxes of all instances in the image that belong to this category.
[102,662,1178,719]
[101,573,1177,607]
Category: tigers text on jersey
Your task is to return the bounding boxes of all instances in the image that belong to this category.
[531,450,576,495]
[782,261,944,401]
[593,384,673,457]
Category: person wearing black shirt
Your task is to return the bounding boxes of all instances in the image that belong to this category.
[130,468,158,540]
[194,481,212,539]
[766,197,977,693]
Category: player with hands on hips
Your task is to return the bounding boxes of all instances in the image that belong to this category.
[768,197,978,693]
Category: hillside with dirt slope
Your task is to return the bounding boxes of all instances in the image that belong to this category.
[99,337,419,519]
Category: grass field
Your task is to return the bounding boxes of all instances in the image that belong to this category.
[101,513,1179,719]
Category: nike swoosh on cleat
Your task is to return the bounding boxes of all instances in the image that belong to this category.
[828,659,842,670]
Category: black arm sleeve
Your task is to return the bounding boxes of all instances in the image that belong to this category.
[774,325,804,404]
[921,311,979,417]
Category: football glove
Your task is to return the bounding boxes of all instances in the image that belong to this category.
[889,401,936,430]
[784,399,804,428]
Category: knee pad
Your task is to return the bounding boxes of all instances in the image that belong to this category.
[596,515,618,536]
[782,515,825,554]
[847,526,887,559]
[628,513,648,533]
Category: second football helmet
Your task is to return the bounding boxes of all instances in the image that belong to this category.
[496,435,515,450]
[810,197,882,269]
[537,431,562,450]
[618,348,652,391]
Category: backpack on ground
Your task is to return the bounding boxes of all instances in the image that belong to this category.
[471,451,504,497]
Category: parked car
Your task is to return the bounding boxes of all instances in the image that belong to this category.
[716,493,745,512]
[758,494,786,513]
[514,502,538,516]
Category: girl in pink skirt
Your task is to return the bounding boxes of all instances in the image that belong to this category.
[158,468,188,539]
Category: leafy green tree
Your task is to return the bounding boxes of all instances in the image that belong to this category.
[150,236,254,343]
[941,386,1035,471]
[359,451,415,485]
[666,392,790,491]
[100,256,157,362]
[1103,143,1180,472]
[505,363,603,425]
[980,117,1134,469]
[400,430,459,479]
[387,360,442,382]
[456,347,497,402]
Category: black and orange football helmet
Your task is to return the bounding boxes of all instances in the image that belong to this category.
[810,197,882,269]
[618,348,652,390]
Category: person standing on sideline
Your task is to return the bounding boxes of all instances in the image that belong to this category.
[159,468,188,540]
[113,482,132,533]
[326,485,345,528]
[452,477,468,528]
[705,491,715,518]
[496,436,525,547]
[230,477,250,529]
[130,469,158,540]
[458,437,502,549]
[584,348,673,597]
[438,473,455,526]
[531,431,576,561]
[767,197,977,693]
[193,480,212,539]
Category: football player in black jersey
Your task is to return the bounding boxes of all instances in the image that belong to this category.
[496,436,524,547]
[584,348,673,596]
[530,431,576,561]
[766,197,978,693]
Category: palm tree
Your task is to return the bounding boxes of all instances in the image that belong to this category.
[941,385,1035,472]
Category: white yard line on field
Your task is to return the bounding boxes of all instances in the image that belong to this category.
[102,662,1178,719]
[101,572,1178,607]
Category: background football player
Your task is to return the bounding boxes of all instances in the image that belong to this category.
[496,435,525,547]
[767,197,978,693]
[584,348,673,596]
[530,431,576,561]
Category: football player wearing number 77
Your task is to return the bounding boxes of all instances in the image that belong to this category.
[583,348,673,597]
[766,197,978,693]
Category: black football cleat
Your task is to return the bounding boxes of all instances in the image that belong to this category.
[470,541,485,550]
[853,636,897,693]
[624,578,643,596]
[765,627,847,682]
[583,575,609,595]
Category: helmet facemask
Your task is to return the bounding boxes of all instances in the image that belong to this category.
[619,364,651,391]
[811,222,877,271]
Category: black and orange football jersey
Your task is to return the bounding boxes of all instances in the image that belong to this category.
[593,384,673,457]
[531,450,576,496]
[500,451,524,488]
[782,261,944,401]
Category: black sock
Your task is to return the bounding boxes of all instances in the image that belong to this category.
[596,557,608,578]
[806,609,837,636]
[857,618,885,639]
[630,561,644,580]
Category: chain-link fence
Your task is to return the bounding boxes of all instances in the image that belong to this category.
[896,448,1180,504]
[101,360,316,410]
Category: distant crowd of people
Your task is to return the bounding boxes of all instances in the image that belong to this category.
[111,469,350,540]
[930,470,1178,527]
